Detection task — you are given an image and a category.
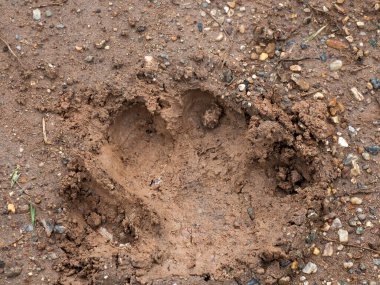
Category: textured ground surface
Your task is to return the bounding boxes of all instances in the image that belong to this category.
[0,0,380,284]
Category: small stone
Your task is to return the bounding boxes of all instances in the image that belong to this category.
[85,55,94,63]
[326,39,348,50]
[356,227,364,235]
[247,279,260,285]
[370,78,380,89]
[238,84,246,92]
[365,146,380,155]
[350,197,363,205]
[320,52,328,62]
[343,261,354,269]
[313,92,324,99]
[302,262,318,274]
[259,52,268,61]
[45,10,53,17]
[362,152,370,160]
[350,87,364,101]
[291,74,310,91]
[227,1,236,9]
[238,25,245,34]
[278,276,291,285]
[329,60,343,71]
[356,21,365,28]
[53,225,65,234]
[290,65,302,72]
[345,35,354,43]
[33,9,41,21]
[313,247,320,255]
[373,259,380,266]
[338,229,349,243]
[331,217,342,229]
[250,53,259,60]
[7,203,16,213]
[338,137,349,147]
[357,213,366,221]
[322,242,334,256]
[337,0,345,3]
[215,33,224,42]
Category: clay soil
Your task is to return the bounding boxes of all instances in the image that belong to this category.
[1,0,380,284]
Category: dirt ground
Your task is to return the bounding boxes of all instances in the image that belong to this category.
[1,0,380,284]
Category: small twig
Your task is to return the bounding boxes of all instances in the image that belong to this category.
[300,89,323,97]
[0,234,25,249]
[32,0,66,8]
[349,65,371,73]
[0,36,25,69]
[42,117,51,144]
[323,236,380,255]
[277,57,319,66]
[304,25,327,43]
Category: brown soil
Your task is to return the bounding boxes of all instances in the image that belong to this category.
[1,0,380,285]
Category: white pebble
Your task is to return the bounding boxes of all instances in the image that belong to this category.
[338,137,349,147]
[33,9,41,21]
[338,229,349,243]
[302,262,318,274]
[238,84,246,92]
[350,87,364,101]
[329,60,343,71]
[350,197,363,205]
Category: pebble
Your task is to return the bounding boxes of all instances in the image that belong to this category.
[45,10,53,17]
[356,227,364,235]
[370,78,380,89]
[259,52,268,61]
[313,247,320,255]
[279,276,291,285]
[338,137,349,147]
[326,39,348,50]
[197,22,203,32]
[322,242,334,256]
[227,1,236,9]
[290,65,302,72]
[320,52,328,62]
[356,21,365,28]
[338,229,349,242]
[332,218,343,228]
[373,259,380,266]
[302,262,318,274]
[247,278,260,285]
[350,197,363,205]
[343,261,354,269]
[350,87,364,101]
[238,84,246,92]
[7,203,16,213]
[313,92,324,99]
[85,55,94,63]
[329,60,343,71]
[33,9,41,21]
[291,74,310,91]
[362,152,370,160]
[365,146,380,155]
[215,33,224,42]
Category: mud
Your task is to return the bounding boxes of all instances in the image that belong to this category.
[59,84,336,284]
[1,0,379,284]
